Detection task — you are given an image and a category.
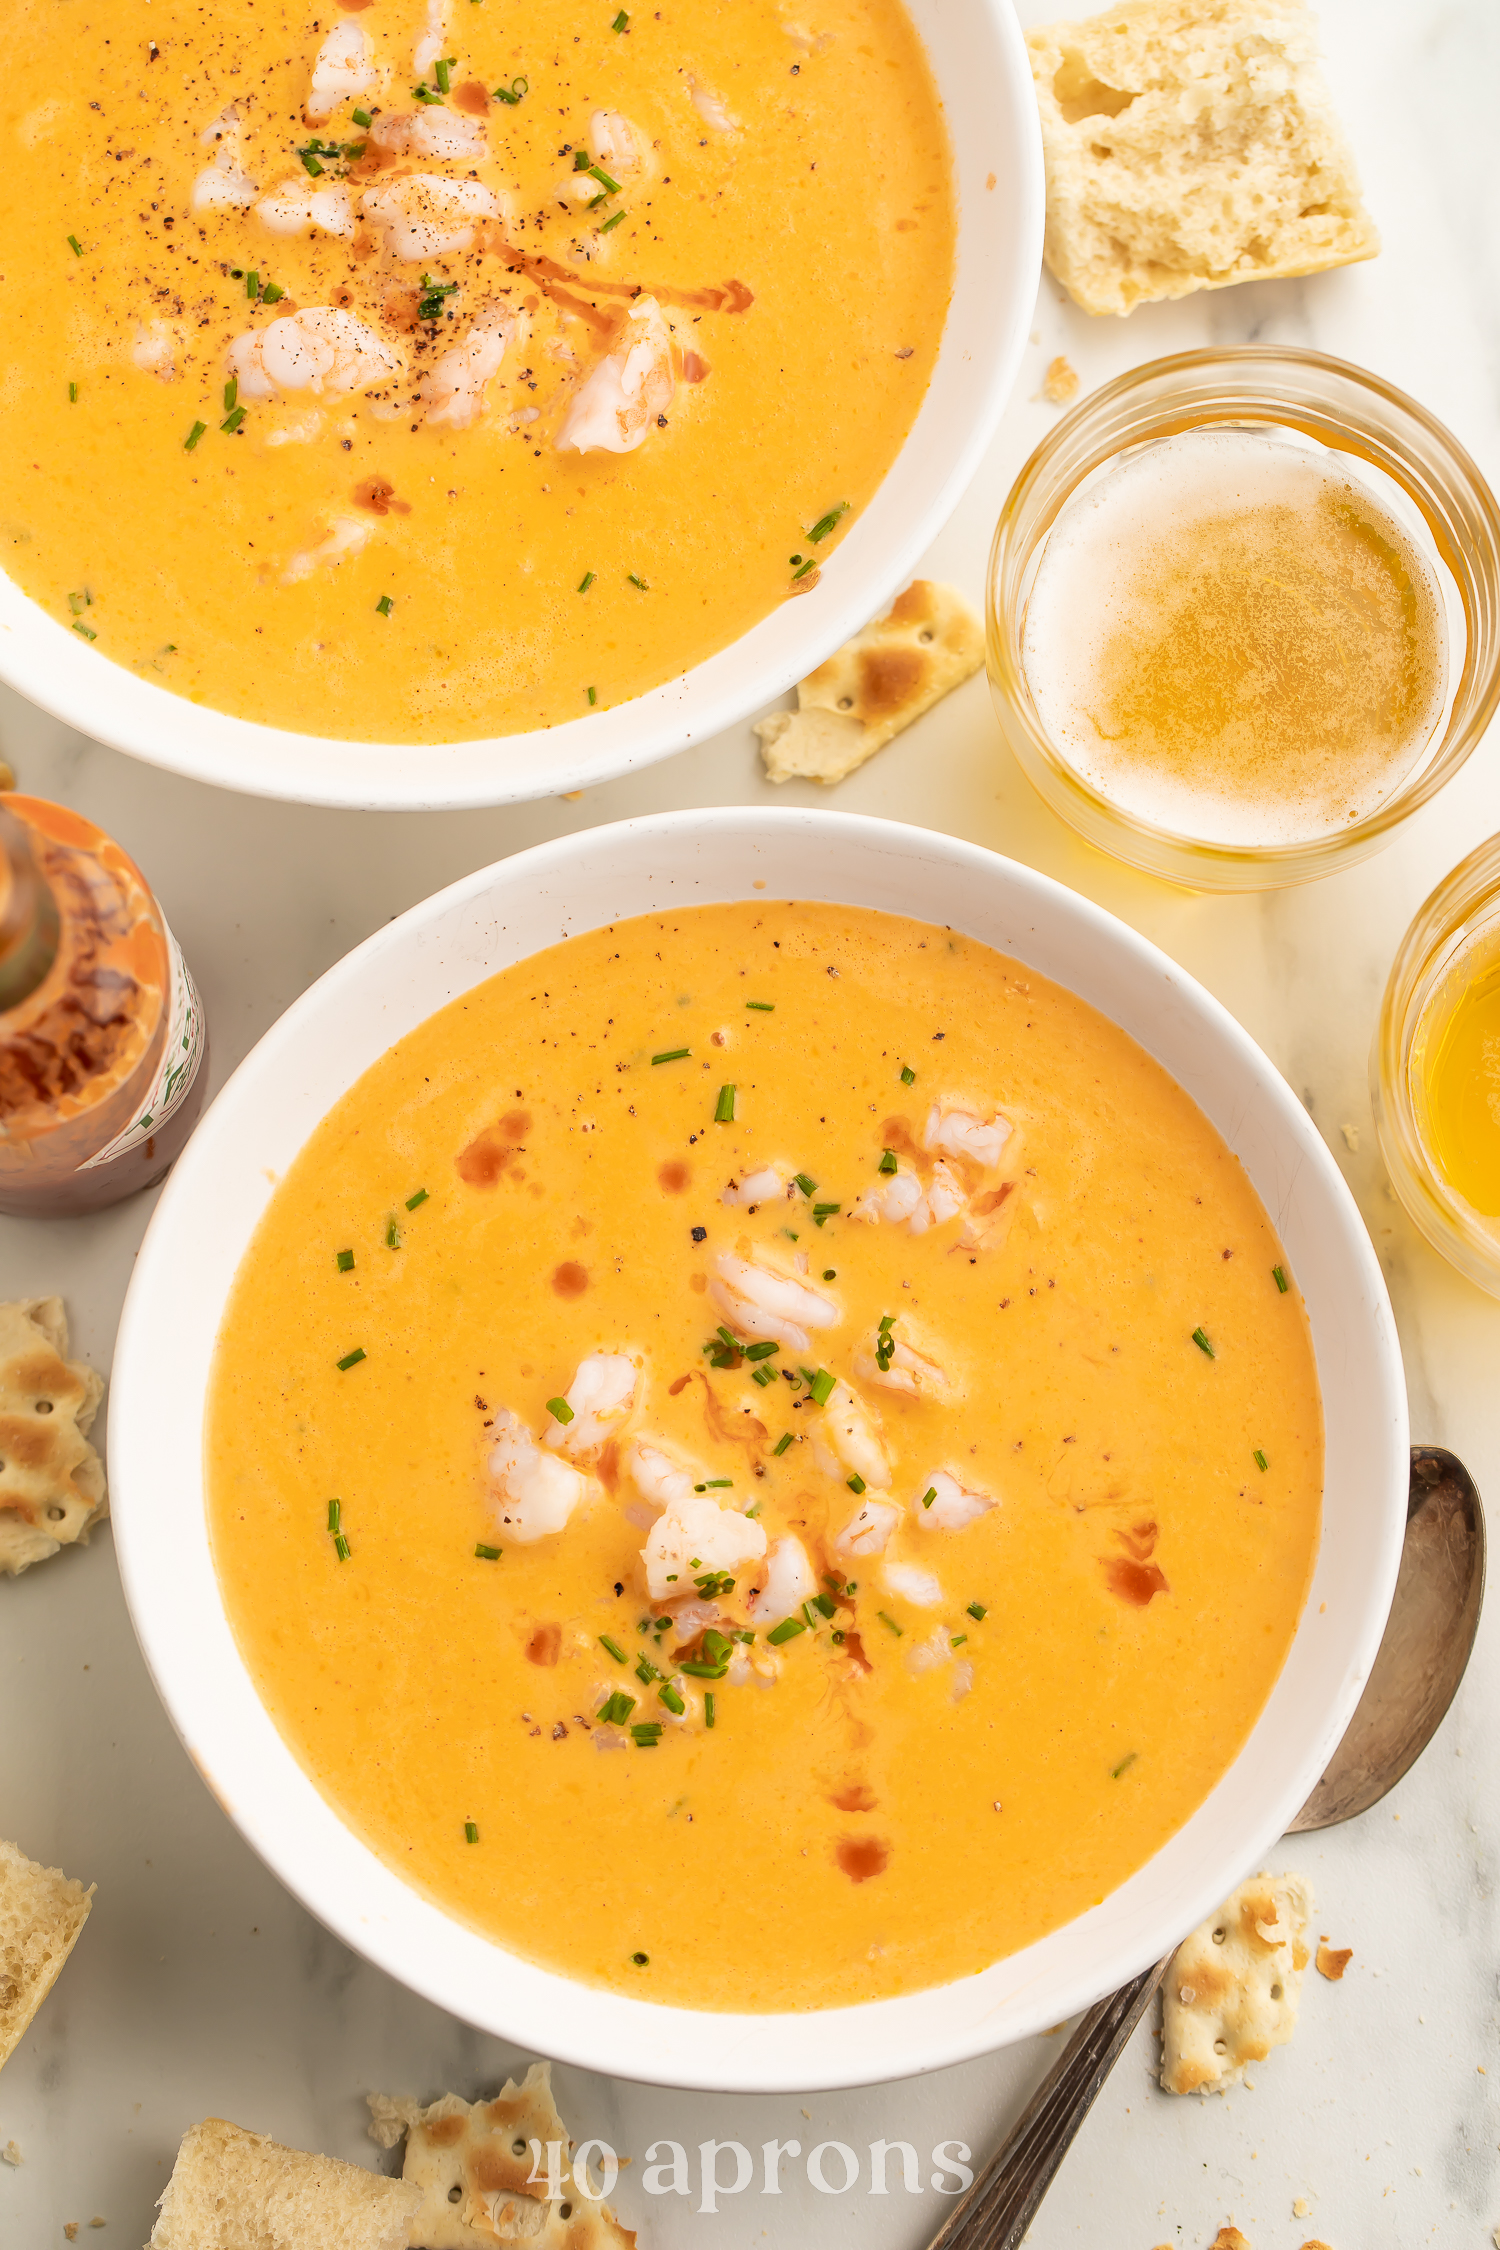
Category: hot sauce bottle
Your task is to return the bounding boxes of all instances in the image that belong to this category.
[0,794,208,1218]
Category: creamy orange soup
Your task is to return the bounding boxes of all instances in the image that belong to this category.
[207,903,1322,2012]
[0,0,953,741]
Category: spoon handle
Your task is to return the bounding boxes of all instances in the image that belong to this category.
[924,1957,1168,2250]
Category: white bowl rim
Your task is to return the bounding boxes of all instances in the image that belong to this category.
[0,0,1043,812]
[109,807,1408,2092]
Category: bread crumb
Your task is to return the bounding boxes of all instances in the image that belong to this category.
[0,2141,19,2166]
[1293,2197,1310,2217]
[1316,1940,1353,1980]
[1026,0,1378,318]
[0,1838,95,2070]
[1041,354,1080,403]
[1161,1872,1311,2094]
[89,2222,106,2230]
[0,1299,108,1577]
[1340,1124,1360,1152]
[756,580,982,785]
[64,2230,79,2243]
[148,2119,419,2250]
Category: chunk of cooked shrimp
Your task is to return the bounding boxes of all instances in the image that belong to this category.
[229,306,403,400]
[625,1439,697,1514]
[749,1534,815,1623]
[589,107,649,177]
[555,296,675,456]
[485,1408,592,1541]
[280,514,377,585]
[371,107,487,161]
[882,1558,943,1607]
[836,1497,901,1559]
[818,1377,891,1490]
[914,1469,995,1531]
[413,0,448,78]
[709,1251,837,1355]
[360,176,506,262]
[419,301,524,430]
[721,1164,789,1209]
[923,1103,1014,1172]
[687,77,739,132]
[255,177,356,239]
[193,110,257,213]
[305,21,377,125]
[853,1335,951,1399]
[642,1490,767,1605]
[907,1159,967,1236]
[543,1352,637,1457]
[850,1169,923,1226]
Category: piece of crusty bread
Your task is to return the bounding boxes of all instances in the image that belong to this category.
[1027,0,1378,317]
[755,580,982,785]
[0,1837,94,2072]
[368,2063,635,2248]
[149,2118,422,2250]
[1160,1871,1312,2094]
[0,1297,107,1577]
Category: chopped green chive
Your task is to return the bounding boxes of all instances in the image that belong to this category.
[627,569,648,588]
[1191,1327,1215,1358]
[792,557,818,581]
[808,1367,835,1406]
[630,1723,663,1745]
[67,381,78,403]
[337,1347,366,1371]
[612,8,629,26]
[587,685,598,705]
[877,1610,903,1636]
[327,1498,342,1533]
[261,283,285,304]
[847,1473,866,1496]
[588,163,622,193]
[822,1268,836,1281]
[72,622,97,641]
[384,1216,400,1249]
[950,1633,967,1647]
[714,1084,736,1123]
[465,1820,479,1841]
[812,1202,839,1225]
[967,1601,987,1621]
[600,209,626,233]
[679,1659,726,1678]
[220,405,247,434]
[631,1950,649,1965]
[808,501,850,543]
[773,1432,794,1456]
[376,594,393,616]
[1253,1449,1269,1472]
[246,270,260,298]
[767,1616,805,1645]
[812,1592,837,1619]
[921,1486,937,1509]
[878,1149,898,1174]
[351,106,373,126]
[652,1046,690,1064]
[405,1188,429,1210]
[434,56,452,91]
[334,1534,351,1561]
[336,1248,354,1271]
[493,75,528,103]
[702,1630,733,1664]
[577,570,596,593]
[900,1064,916,1085]
[744,1340,779,1361]
[413,80,441,102]
[793,1172,817,1197]
[878,1314,896,1332]
[475,1543,501,1560]
[698,1478,733,1489]
[300,149,325,176]
[184,420,207,451]
[635,1654,660,1684]
[1111,1752,1138,1780]
[67,233,82,256]
[751,1365,775,1386]
[746,1000,774,1011]
[704,1692,716,1728]
[546,1395,575,1424]
[600,1635,628,1663]
[223,377,238,412]
[658,1682,685,1715]
[599,1690,635,1725]
[1273,1264,1289,1293]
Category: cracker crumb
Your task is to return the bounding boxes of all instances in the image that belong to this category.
[1316,1940,1353,1980]
[1212,2228,1252,2249]
[64,2229,79,2242]
[1340,1124,1360,1152]
[1,2141,19,2165]
[1293,2197,1310,2217]
[1161,1872,1311,2095]
[756,580,982,785]
[1041,354,1079,403]
[1300,2241,1334,2249]
[0,1299,108,1577]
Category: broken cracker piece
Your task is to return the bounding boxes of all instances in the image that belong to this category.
[1161,1871,1311,2095]
[369,2061,634,2248]
[0,1837,94,2072]
[1041,354,1079,403]
[148,2118,420,2250]
[1315,1939,1352,1981]
[1027,0,1378,319]
[755,579,982,785]
[0,1298,107,1578]
[1211,2231,1252,2250]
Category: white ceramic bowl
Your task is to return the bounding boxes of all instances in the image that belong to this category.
[0,5,1042,812]
[110,810,1408,2092]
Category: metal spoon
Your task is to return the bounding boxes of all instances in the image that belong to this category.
[927,1445,1485,2250]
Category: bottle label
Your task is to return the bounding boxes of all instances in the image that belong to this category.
[78,920,205,1170]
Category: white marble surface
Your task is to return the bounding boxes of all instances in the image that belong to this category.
[5,1,1500,2243]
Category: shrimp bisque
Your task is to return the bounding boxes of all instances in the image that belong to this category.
[0,1,954,743]
[206,902,1324,2012]
[1021,428,1450,849]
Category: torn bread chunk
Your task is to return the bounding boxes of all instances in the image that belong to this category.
[0,1298,107,1577]
[369,2062,634,2248]
[1160,1871,1311,2094]
[1027,0,1379,318]
[0,1838,94,2071]
[148,2117,421,2250]
[755,579,982,784]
